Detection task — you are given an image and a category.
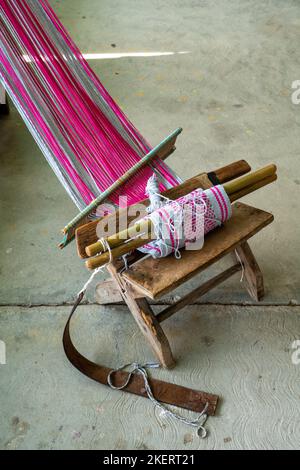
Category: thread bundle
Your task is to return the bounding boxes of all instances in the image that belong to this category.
[141,184,232,258]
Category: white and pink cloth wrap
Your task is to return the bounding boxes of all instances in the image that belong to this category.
[140,185,232,259]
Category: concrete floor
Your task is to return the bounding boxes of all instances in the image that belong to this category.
[0,0,299,450]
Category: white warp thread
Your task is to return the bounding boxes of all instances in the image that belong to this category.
[146,173,164,213]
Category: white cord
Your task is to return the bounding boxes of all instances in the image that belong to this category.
[107,362,209,438]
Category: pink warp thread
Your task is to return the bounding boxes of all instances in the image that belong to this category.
[0,0,180,210]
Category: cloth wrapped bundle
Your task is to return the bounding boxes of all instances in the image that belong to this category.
[140,185,232,258]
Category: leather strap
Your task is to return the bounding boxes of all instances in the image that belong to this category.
[63,294,218,416]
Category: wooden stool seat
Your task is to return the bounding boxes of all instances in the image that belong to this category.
[95,201,273,368]
[122,202,273,299]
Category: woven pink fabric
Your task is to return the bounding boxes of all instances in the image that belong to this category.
[140,185,232,258]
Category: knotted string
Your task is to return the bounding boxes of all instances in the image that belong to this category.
[75,255,209,438]
[77,237,113,297]
[107,362,209,438]
[146,174,164,212]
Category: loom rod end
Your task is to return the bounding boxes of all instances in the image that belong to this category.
[58,233,74,249]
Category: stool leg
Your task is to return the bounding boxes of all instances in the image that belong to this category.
[126,293,175,368]
[107,265,175,368]
[235,241,264,301]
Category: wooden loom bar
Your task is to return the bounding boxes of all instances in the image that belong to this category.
[78,159,251,258]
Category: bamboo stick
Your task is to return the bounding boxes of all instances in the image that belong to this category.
[85,164,277,270]
[223,164,276,195]
[60,127,182,247]
[85,218,152,257]
[86,231,155,270]
[230,173,277,202]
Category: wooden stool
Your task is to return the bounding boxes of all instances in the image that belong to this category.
[95,202,273,368]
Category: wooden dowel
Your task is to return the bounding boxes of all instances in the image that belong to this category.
[85,165,277,270]
[211,159,251,183]
[86,233,154,270]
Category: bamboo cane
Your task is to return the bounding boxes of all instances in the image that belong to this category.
[85,218,152,257]
[230,173,277,202]
[222,164,276,194]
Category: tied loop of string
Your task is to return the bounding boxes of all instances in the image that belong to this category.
[98,237,113,261]
[77,237,113,298]
[107,362,209,438]
[75,266,209,438]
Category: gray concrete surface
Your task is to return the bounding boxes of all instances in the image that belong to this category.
[0,305,299,450]
[0,0,299,450]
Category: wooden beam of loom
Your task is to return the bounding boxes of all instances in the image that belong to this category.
[75,159,251,258]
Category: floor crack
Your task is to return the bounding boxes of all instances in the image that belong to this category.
[0,302,299,308]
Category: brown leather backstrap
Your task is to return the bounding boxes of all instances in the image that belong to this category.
[63,294,219,416]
